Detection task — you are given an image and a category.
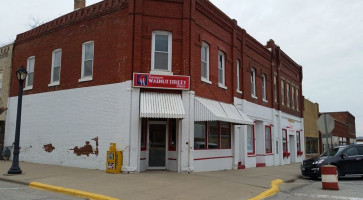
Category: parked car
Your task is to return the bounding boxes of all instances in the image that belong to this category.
[301,144,363,179]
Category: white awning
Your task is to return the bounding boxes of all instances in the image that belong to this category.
[140,92,185,118]
[194,97,253,125]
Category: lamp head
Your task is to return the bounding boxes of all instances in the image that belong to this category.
[16,66,27,81]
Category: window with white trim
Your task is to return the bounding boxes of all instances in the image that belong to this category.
[247,125,255,154]
[26,56,35,89]
[265,126,272,153]
[251,68,256,97]
[50,49,62,85]
[236,59,241,92]
[201,42,209,81]
[281,80,285,105]
[152,31,172,72]
[81,41,94,80]
[218,51,225,87]
[262,74,267,101]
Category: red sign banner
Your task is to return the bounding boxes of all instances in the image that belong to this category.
[133,73,190,90]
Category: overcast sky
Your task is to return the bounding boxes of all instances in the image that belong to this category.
[0,0,362,136]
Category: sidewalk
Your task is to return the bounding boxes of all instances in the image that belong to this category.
[0,161,301,200]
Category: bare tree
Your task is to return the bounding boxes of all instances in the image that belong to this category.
[27,16,45,29]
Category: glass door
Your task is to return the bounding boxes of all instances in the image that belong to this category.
[148,122,167,168]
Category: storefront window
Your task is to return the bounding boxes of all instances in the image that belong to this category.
[220,122,231,149]
[194,121,231,150]
[265,126,272,153]
[208,121,219,149]
[296,131,301,151]
[141,118,147,151]
[282,129,287,152]
[169,119,176,151]
[306,137,318,154]
[194,122,206,149]
[247,125,255,154]
[339,137,347,146]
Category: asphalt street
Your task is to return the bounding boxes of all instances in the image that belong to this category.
[0,180,84,200]
[267,175,363,200]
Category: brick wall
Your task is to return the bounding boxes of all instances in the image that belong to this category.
[328,112,356,137]
[11,0,129,97]
[11,0,303,118]
[331,119,350,138]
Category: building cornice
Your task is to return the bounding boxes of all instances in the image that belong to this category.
[15,0,128,45]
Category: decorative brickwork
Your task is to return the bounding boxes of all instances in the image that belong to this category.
[16,0,128,44]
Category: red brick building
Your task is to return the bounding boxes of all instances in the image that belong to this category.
[320,112,356,151]
[5,0,303,172]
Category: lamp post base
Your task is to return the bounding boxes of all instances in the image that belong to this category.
[8,167,22,174]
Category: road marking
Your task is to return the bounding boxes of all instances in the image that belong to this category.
[248,179,283,200]
[0,187,21,190]
[291,193,363,200]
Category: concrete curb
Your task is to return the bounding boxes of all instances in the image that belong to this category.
[248,179,283,200]
[29,182,120,200]
[0,176,29,186]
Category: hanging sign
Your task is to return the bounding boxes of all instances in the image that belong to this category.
[133,73,190,90]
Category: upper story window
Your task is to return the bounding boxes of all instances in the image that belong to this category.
[291,86,295,109]
[80,41,94,82]
[286,83,290,107]
[0,73,3,97]
[151,31,172,72]
[262,74,267,101]
[251,68,256,97]
[217,51,226,88]
[296,88,299,111]
[25,56,35,89]
[50,49,62,86]
[201,42,210,82]
[274,75,277,103]
[281,80,285,105]
[236,59,241,92]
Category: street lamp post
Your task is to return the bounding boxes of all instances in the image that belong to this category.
[8,66,27,174]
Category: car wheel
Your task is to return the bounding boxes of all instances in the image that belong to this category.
[336,167,341,179]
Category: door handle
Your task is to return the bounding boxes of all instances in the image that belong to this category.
[356,158,362,161]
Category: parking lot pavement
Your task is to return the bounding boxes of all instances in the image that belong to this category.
[266,175,363,200]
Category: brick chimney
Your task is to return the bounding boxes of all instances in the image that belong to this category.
[74,0,86,10]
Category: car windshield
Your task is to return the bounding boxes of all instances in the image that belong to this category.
[320,147,345,156]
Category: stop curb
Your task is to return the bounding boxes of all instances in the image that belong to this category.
[248,179,284,200]
[29,182,120,200]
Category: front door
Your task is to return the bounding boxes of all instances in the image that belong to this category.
[148,122,167,169]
